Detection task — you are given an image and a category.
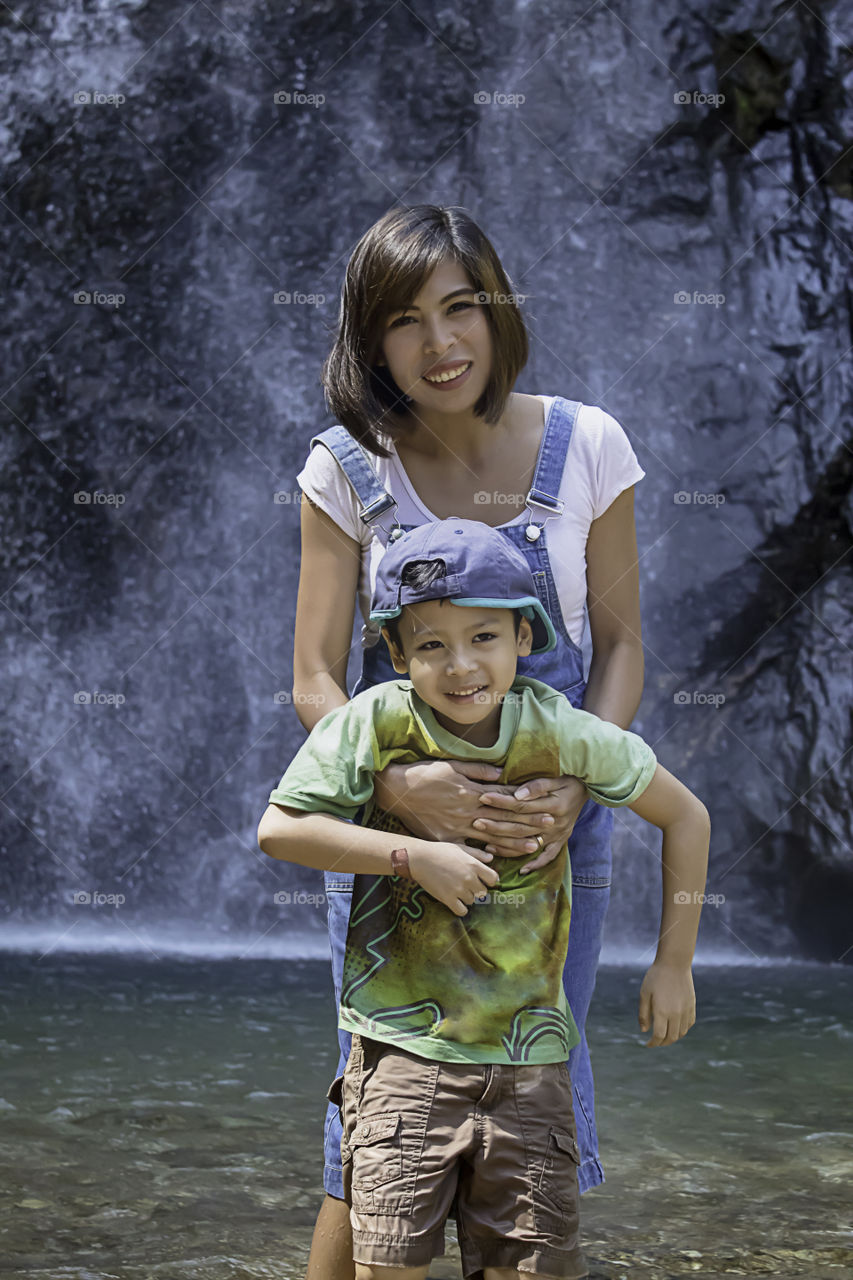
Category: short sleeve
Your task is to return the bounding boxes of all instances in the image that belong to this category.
[593,409,646,519]
[556,703,657,808]
[296,442,368,545]
[268,697,379,820]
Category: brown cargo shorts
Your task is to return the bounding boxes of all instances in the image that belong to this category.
[325,1032,589,1279]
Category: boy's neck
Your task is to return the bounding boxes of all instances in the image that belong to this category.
[430,699,504,748]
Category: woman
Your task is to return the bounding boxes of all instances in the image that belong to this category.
[292,204,645,1280]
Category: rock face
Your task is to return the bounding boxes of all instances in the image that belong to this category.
[1,3,850,961]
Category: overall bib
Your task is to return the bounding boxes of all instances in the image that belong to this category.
[314,397,613,1197]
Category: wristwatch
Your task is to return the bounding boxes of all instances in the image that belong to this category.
[390,846,414,880]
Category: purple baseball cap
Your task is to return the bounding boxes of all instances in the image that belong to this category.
[370,517,557,654]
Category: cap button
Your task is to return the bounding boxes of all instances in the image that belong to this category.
[525,524,541,542]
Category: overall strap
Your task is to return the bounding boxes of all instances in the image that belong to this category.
[310,425,398,544]
[522,398,580,541]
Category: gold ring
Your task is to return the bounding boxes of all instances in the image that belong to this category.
[535,834,545,853]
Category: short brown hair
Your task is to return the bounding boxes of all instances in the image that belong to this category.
[321,205,529,457]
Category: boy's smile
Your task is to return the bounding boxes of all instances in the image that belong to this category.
[382,599,533,747]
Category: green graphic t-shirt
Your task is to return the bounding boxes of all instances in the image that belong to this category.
[269,675,657,1065]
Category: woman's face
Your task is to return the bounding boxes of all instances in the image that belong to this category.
[376,258,494,410]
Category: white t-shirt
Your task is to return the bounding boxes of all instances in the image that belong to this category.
[296,397,645,650]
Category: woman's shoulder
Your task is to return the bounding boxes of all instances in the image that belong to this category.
[562,399,631,453]
[542,397,640,474]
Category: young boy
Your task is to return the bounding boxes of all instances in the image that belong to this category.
[258,517,710,1280]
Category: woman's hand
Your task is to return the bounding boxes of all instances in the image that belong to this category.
[477,775,590,873]
[373,759,508,841]
[373,761,589,874]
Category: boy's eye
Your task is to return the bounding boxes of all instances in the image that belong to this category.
[474,632,497,642]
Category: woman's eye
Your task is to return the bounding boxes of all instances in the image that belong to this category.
[389,301,474,328]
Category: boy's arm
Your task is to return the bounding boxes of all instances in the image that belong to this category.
[257,804,499,917]
[627,764,711,1047]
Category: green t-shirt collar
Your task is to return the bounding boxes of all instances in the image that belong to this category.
[407,681,522,760]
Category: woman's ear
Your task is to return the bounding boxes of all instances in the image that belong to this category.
[381,627,409,673]
[517,616,534,657]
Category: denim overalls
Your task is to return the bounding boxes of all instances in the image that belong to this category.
[313,396,613,1196]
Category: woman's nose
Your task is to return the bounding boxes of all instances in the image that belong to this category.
[422,317,456,355]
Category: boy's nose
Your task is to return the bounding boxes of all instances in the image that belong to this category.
[445,648,478,674]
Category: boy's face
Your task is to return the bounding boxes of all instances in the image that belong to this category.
[382,599,533,742]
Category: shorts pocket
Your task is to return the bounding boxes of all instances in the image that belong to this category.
[350,1111,402,1192]
[538,1125,581,1214]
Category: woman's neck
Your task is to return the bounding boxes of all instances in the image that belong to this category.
[395,394,518,465]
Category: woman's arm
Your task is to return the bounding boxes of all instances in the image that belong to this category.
[583,484,645,728]
[292,493,361,733]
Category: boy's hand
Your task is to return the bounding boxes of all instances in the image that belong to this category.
[408,841,501,918]
[638,960,696,1047]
